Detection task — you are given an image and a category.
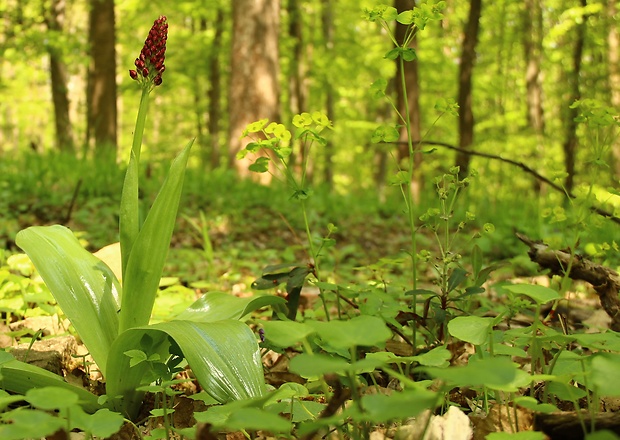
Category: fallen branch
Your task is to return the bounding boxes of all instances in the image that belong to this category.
[516,232,620,331]
[394,140,620,226]
[535,411,620,440]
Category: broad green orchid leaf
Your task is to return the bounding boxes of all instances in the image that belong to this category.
[119,151,140,278]
[106,319,265,419]
[0,352,101,413]
[15,225,120,375]
[119,139,193,333]
[175,291,286,322]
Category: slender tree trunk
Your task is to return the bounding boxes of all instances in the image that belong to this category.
[87,0,117,162]
[208,8,224,169]
[191,17,207,167]
[454,0,482,178]
[394,0,423,201]
[322,0,335,189]
[228,0,280,180]
[286,0,306,177]
[608,0,620,178]
[562,0,587,195]
[523,0,545,193]
[288,0,305,118]
[45,0,74,152]
[523,0,545,134]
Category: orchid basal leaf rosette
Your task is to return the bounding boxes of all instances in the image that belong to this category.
[5,15,280,421]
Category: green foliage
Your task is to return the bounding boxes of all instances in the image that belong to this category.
[1,17,271,433]
[1,1,620,438]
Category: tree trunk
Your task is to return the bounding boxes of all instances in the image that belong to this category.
[454,0,482,178]
[208,8,224,169]
[45,0,74,153]
[286,0,306,178]
[608,0,620,178]
[288,0,305,118]
[87,0,117,162]
[523,0,545,134]
[562,0,587,195]
[322,0,335,189]
[523,0,545,193]
[228,0,280,179]
[394,0,422,202]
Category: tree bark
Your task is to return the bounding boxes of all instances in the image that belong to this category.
[44,0,74,153]
[517,232,620,332]
[523,0,545,134]
[286,0,307,179]
[87,0,117,162]
[322,0,335,189]
[608,0,620,178]
[287,0,306,118]
[208,8,224,169]
[228,0,280,179]
[562,0,587,195]
[394,0,423,201]
[454,0,482,178]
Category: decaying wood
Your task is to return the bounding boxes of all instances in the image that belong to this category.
[516,232,620,331]
[534,411,620,440]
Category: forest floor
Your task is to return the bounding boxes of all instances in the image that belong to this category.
[1,164,620,439]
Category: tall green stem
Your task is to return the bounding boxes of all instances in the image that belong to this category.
[131,87,151,164]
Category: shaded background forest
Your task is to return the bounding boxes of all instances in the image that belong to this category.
[0,0,619,244]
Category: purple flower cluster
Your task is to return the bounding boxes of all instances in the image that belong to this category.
[129,16,168,86]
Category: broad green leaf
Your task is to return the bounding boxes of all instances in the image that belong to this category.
[119,139,193,332]
[223,407,291,432]
[573,332,620,351]
[269,399,325,423]
[308,315,392,349]
[591,353,620,396]
[382,6,398,21]
[0,408,65,440]
[514,396,559,414]
[106,320,264,420]
[26,387,79,410]
[15,225,120,375]
[71,407,125,438]
[119,151,140,278]
[396,10,414,24]
[389,170,410,186]
[359,388,439,423]
[447,267,468,292]
[504,284,561,305]
[0,352,101,413]
[401,47,417,61]
[175,291,285,322]
[261,320,315,347]
[412,346,452,367]
[546,380,587,401]
[289,353,351,377]
[425,357,519,390]
[249,156,270,173]
[448,316,494,345]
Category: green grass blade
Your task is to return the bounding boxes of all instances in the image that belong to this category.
[15,225,120,376]
[0,352,101,413]
[119,139,193,332]
[106,319,265,419]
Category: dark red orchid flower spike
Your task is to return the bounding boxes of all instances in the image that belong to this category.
[129,15,168,87]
